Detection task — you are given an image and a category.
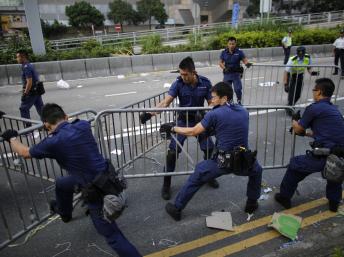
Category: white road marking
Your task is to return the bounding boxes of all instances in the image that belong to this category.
[117,75,125,79]
[132,81,146,84]
[140,73,149,77]
[77,85,83,88]
[111,149,122,155]
[105,91,136,97]
[258,81,277,87]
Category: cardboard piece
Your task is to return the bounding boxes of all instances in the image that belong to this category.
[206,211,234,231]
[269,212,302,240]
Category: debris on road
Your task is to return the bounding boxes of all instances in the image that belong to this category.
[57,79,70,89]
[206,211,234,231]
[247,213,254,221]
[279,240,301,249]
[269,212,302,240]
[158,239,180,248]
[259,194,269,201]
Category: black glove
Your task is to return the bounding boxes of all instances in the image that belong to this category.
[0,110,5,118]
[1,129,18,142]
[291,110,301,121]
[310,71,319,76]
[245,62,253,68]
[284,83,289,93]
[140,112,152,124]
[160,122,175,139]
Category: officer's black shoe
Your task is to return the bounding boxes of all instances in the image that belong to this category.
[165,202,181,221]
[329,201,339,212]
[245,199,258,213]
[207,179,219,189]
[49,200,72,223]
[274,193,291,209]
[161,186,171,200]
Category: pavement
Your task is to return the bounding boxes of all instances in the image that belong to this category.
[0,57,343,257]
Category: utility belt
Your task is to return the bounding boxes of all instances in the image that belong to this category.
[178,110,205,123]
[223,66,244,74]
[307,143,344,183]
[81,160,126,203]
[215,146,257,176]
[24,81,45,96]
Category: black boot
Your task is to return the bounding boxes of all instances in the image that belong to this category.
[274,193,291,209]
[245,199,259,213]
[49,200,72,223]
[165,202,181,221]
[207,179,219,188]
[329,201,339,212]
[161,174,172,200]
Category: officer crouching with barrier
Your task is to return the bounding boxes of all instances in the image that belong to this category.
[1,103,141,257]
[160,82,263,221]
[275,78,344,212]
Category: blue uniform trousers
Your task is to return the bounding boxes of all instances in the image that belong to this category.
[166,119,214,172]
[174,159,262,210]
[19,95,44,120]
[223,73,242,102]
[279,154,342,203]
[55,176,141,257]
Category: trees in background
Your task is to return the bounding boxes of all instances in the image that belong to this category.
[136,0,168,30]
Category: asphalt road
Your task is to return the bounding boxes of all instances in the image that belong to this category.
[0,57,343,257]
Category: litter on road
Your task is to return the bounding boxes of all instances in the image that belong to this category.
[269,212,302,240]
[206,211,234,231]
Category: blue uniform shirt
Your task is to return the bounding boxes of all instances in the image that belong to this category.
[201,103,249,151]
[168,75,212,107]
[30,120,108,185]
[21,62,39,89]
[220,48,245,81]
[299,98,344,148]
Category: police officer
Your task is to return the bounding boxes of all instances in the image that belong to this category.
[161,82,263,221]
[332,29,344,76]
[281,29,292,65]
[283,46,317,115]
[275,78,344,212]
[1,103,141,257]
[16,50,44,122]
[140,57,218,200]
[219,36,252,105]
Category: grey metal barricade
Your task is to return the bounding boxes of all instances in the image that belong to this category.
[241,64,343,106]
[94,105,302,178]
[0,110,97,249]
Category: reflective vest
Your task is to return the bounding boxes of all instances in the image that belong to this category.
[289,54,310,74]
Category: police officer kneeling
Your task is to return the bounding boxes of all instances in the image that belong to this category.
[1,103,141,257]
[275,78,344,212]
[161,82,263,221]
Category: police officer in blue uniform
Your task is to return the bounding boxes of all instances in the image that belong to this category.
[140,57,218,200]
[16,50,44,122]
[275,78,344,212]
[219,37,252,104]
[1,103,141,257]
[161,82,263,221]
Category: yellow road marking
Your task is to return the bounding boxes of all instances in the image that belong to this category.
[200,210,338,257]
[145,192,344,257]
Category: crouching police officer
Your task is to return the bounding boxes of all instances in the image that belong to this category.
[139,57,218,200]
[275,78,344,212]
[219,36,252,105]
[1,103,141,257]
[161,82,263,221]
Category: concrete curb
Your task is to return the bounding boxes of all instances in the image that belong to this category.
[0,44,334,86]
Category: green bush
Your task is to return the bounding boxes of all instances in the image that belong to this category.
[141,34,162,54]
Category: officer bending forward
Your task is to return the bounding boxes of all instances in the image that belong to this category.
[161,82,263,221]
[1,103,141,257]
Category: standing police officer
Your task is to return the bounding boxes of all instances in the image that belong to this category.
[332,29,344,76]
[161,82,262,221]
[16,50,44,122]
[140,57,219,200]
[219,37,252,105]
[283,46,317,115]
[1,103,141,257]
[282,29,292,65]
[275,78,344,212]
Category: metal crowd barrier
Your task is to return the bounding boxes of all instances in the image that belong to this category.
[0,109,97,249]
[241,64,343,106]
[94,105,304,178]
